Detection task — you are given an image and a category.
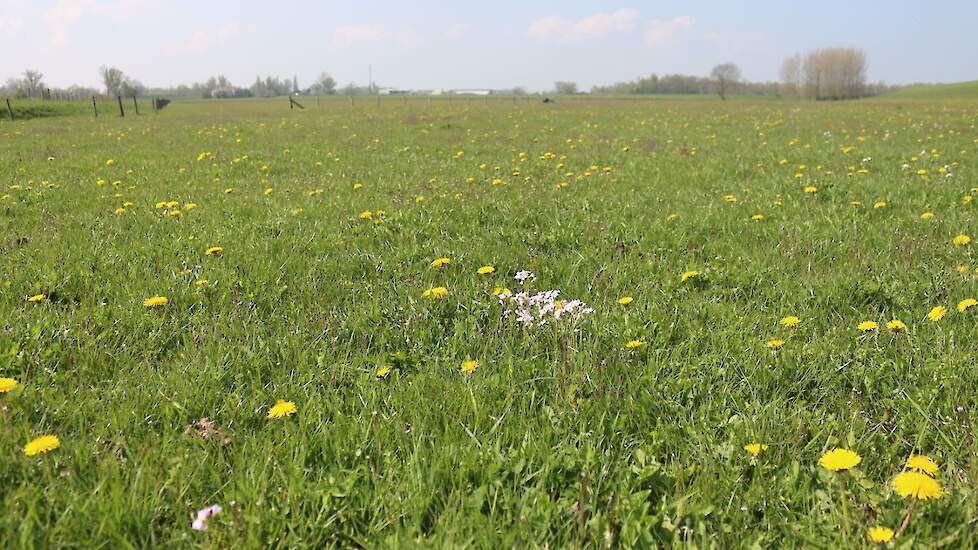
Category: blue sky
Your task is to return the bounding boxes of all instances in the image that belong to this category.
[2,0,975,91]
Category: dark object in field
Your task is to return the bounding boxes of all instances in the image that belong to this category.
[289,96,305,109]
[153,98,171,111]
[542,97,554,103]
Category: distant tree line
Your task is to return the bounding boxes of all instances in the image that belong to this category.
[590,72,781,96]
[3,50,905,102]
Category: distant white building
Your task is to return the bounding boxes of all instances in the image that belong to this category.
[451,89,492,96]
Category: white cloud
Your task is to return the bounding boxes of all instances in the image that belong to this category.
[165,22,248,55]
[328,23,423,52]
[445,23,469,40]
[44,0,97,45]
[0,16,24,33]
[528,8,638,42]
[42,0,150,46]
[643,16,694,47]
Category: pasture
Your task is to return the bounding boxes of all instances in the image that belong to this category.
[1,95,976,547]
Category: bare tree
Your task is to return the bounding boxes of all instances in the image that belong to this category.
[3,77,29,98]
[99,66,128,96]
[313,72,337,95]
[799,48,867,99]
[779,54,801,96]
[22,70,44,98]
[554,81,578,94]
[710,63,741,99]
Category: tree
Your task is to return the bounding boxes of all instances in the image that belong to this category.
[22,70,44,98]
[710,63,741,100]
[99,66,128,96]
[121,79,145,97]
[313,72,337,95]
[779,54,801,96]
[796,48,867,99]
[554,81,578,94]
[3,77,29,98]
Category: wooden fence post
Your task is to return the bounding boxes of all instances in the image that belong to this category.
[5,98,13,121]
[117,95,125,117]
[92,96,98,118]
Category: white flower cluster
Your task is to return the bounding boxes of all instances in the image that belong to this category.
[514,270,537,284]
[498,289,593,327]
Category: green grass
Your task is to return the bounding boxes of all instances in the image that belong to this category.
[886,80,978,99]
[0,98,153,122]
[1,96,977,547]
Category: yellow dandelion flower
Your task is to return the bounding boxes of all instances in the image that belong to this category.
[493,287,510,296]
[920,212,934,220]
[906,455,939,476]
[857,320,878,332]
[958,298,977,313]
[893,471,943,500]
[375,365,391,379]
[666,213,679,221]
[267,399,297,419]
[358,211,372,219]
[680,270,699,282]
[780,316,801,327]
[263,188,274,195]
[819,448,861,472]
[617,296,633,305]
[744,443,768,457]
[868,526,894,544]
[24,435,60,456]
[422,287,449,298]
[0,377,18,393]
[477,265,495,275]
[431,257,450,268]
[927,306,947,322]
[114,207,126,215]
[952,234,971,246]
[873,201,886,209]
[625,340,645,349]
[143,296,168,308]
[765,339,785,349]
[886,319,907,331]
[751,213,765,220]
[205,246,223,256]
[195,279,209,287]
[27,294,46,303]
[804,186,817,194]
[461,360,478,374]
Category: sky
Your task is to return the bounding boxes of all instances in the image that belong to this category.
[2,0,976,91]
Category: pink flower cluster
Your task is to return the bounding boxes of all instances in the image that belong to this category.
[192,504,222,532]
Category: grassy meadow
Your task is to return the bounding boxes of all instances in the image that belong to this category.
[1,94,977,547]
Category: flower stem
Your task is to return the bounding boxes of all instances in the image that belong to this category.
[896,498,918,538]
[838,475,850,537]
